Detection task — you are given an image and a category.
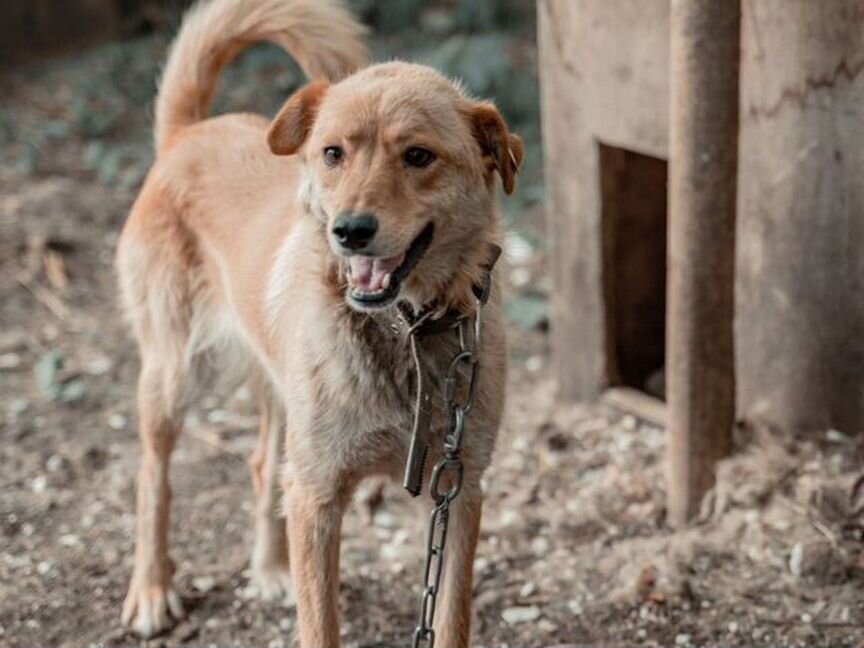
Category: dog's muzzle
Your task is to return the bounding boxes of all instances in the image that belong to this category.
[345,222,434,309]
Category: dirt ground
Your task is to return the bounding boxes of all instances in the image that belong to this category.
[3,17,864,648]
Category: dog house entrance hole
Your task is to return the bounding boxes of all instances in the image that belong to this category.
[600,144,667,400]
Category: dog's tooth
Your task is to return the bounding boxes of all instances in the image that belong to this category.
[382,273,391,290]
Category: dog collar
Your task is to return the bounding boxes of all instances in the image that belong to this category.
[397,243,502,337]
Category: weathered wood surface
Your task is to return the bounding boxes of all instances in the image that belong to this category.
[736,0,864,435]
[537,0,669,401]
[666,0,739,526]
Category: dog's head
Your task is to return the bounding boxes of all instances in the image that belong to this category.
[267,62,523,313]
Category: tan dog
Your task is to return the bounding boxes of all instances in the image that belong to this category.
[116,0,522,645]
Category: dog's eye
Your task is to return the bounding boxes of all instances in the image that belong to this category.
[404,147,436,168]
[323,146,344,167]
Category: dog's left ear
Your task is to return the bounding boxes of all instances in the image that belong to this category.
[464,102,524,195]
[267,80,330,156]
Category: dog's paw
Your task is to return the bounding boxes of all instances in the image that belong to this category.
[248,563,295,604]
[122,581,185,638]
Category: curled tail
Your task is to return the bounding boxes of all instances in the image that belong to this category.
[154,0,367,153]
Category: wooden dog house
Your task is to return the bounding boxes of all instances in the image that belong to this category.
[538,0,864,524]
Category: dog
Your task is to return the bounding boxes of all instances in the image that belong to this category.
[116,0,522,645]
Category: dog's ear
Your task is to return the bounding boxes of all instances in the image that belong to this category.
[267,80,329,156]
[464,102,523,195]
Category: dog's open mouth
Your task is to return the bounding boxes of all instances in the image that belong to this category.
[346,223,434,309]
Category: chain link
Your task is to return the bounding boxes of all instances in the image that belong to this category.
[411,312,482,648]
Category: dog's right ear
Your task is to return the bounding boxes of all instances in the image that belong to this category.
[267,80,329,156]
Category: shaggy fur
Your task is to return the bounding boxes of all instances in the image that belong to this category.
[116,0,522,645]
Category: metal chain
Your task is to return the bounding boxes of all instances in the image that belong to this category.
[411,312,482,648]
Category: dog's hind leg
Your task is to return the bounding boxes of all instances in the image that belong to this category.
[121,354,188,637]
[118,228,195,638]
[248,383,292,601]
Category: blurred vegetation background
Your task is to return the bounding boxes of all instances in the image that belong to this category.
[0,0,543,212]
[0,0,548,334]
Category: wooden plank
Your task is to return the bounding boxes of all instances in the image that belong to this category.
[666,0,739,527]
[602,387,667,429]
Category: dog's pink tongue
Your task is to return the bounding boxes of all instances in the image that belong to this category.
[348,254,404,292]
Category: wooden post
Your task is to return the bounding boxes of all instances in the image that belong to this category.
[666,0,739,526]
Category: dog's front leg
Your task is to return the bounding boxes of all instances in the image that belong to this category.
[285,481,345,647]
[433,485,483,648]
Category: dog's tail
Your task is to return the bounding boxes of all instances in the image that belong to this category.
[154,0,367,153]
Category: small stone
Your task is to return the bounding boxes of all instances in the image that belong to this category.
[85,355,113,375]
[789,542,804,578]
[380,540,407,562]
[0,353,21,369]
[45,454,66,473]
[108,413,127,430]
[826,428,848,443]
[675,634,691,646]
[102,547,120,565]
[510,267,531,288]
[728,621,739,634]
[499,509,519,527]
[519,581,536,599]
[59,379,86,403]
[207,409,229,424]
[501,605,540,625]
[537,618,557,633]
[801,613,812,624]
[31,476,48,494]
[36,561,52,576]
[59,534,81,548]
[193,576,216,593]
[391,528,410,546]
[531,536,550,554]
[372,509,398,529]
[621,415,637,431]
[524,355,543,373]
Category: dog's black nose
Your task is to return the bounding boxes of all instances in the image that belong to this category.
[332,213,378,250]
